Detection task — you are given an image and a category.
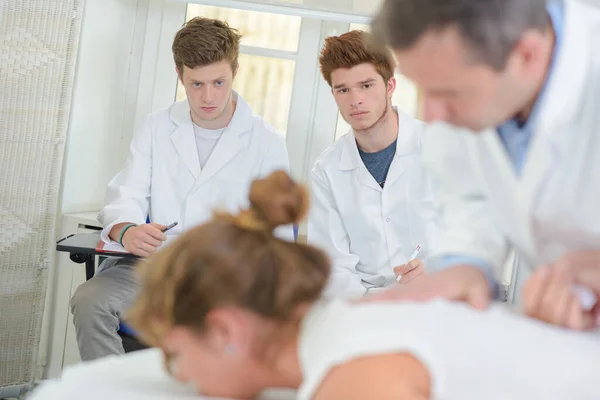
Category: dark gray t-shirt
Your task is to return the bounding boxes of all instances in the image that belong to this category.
[358,139,397,188]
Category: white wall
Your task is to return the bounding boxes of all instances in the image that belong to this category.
[40,0,149,378]
[59,0,145,215]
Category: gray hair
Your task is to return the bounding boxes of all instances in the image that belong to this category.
[371,0,550,70]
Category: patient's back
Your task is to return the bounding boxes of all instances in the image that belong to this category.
[298,299,600,400]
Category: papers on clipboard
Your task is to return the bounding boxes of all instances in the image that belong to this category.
[96,241,130,254]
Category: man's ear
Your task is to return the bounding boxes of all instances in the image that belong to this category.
[176,66,183,84]
[510,29,547,78]
[232,63,239,80]
[387,76,397,98]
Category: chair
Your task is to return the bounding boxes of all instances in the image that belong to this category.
[118,323,147,352]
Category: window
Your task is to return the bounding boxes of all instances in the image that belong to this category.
[177,5,302,134]
[186,5,301,51]
[350,23,370,31]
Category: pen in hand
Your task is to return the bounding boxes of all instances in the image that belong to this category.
[161,221,178,233]
[397,245,421,282]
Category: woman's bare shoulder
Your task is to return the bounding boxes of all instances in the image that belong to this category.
[312,352,431,400]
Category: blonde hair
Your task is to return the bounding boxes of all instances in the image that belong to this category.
[127,171,330,347]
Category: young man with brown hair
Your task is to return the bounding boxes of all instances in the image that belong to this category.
[308,30,441,299]
[70,17,292,361]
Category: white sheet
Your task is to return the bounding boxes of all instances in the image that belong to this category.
[31,349,297,399]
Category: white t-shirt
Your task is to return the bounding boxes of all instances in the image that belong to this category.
[193,123,224,169]
[298,299,600,400]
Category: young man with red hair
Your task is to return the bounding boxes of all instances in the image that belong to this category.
[308,30,441,298]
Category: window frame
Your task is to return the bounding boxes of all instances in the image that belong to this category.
[174,0,373,24]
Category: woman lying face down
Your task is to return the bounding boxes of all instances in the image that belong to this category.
[128,171,600,400]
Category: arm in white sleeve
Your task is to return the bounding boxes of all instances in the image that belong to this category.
[434,254,501,299]
[422,123,509,279]
[308,167,365,299]
[258,130,295,242]
[98,117,153,243]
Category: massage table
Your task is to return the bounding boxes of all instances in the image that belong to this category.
[30,348,297,400]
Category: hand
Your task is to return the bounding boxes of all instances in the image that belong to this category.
[365,265,492,310]
[554,250,600,293]
[523,251,600,330]
[394,259,425,284]
[121,223,167,257]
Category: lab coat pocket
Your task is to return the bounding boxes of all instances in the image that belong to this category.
[342,210,373,241]
[342,209,384,265]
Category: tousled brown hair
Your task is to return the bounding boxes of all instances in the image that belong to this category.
[172,17,242,76]
[128,171,330,347]
[319,30,396,87]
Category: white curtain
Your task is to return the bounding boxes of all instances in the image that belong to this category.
[0,0,83,395]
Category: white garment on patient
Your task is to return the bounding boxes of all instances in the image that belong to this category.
[298,300,600,400]
[193,124,224,169]
[31,300,600,400]
[30,349,296,400]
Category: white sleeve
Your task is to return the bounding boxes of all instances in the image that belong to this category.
[308,166,366,299]
[28,380,68,399]
[258,130,295,242]
[97,116,153,243]
[422,123,509,275]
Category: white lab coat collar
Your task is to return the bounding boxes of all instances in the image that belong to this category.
[167,91,253,185]
[479,0,590,158]
[340,106,419,171]
[338,130,364,171]
[516,0,593,256]
[339,107,420,171]
[168,90,253,132]
[536,0,590,154]
[337,107,422,193]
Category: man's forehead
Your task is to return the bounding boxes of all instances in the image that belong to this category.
[331,63,384,87]
[183,63,232,80]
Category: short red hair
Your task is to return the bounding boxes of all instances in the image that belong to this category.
[319,30,395,87]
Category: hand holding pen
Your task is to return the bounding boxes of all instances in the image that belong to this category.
[122,221,178,257]
[161,221,178,233]
[395,245,425,284]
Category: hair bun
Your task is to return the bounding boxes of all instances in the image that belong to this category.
[247,170,309,231]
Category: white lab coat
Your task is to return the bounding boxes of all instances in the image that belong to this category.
[308,108,441,298]
[98,92,294,244]
[423,0,600,301]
